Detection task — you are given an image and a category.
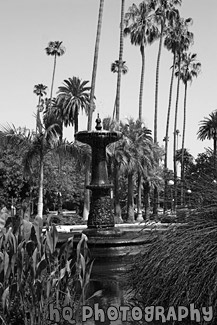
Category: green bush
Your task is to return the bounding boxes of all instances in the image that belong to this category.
[0,209,94,325]
[127,206,217,324]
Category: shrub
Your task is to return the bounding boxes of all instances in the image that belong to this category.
[127,206,217,324]
[0,209,94,325]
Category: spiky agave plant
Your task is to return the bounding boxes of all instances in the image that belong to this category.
[127,206,217,324]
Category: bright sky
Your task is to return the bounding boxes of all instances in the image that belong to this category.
[0,0,216,168]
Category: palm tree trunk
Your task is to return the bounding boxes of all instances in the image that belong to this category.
[127,172,134,222]
[214,135,217,179]
[180,82,188,205]
[37,154,44,219]
[143,179,150,220]
[87,0,104,131]
[112,0,125,223]
[154,22,164,143]
[36,95,41,134]
[164,53,176,212]
[84,0,104,221]
[83,157,91,221]
[137,171,143,221]
[74,110,79,134]
[138,41,145,215]
[139,43,145,121]
[173,55,181,211]
[114,160,122,220]
[112,95,117,123]
[50,54,57,99]
[115,0,125,123]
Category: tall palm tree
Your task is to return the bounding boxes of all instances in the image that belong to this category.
[56,77,91,134]
[177,52,201,204]
[124,1,158,121]
[111,60,128,122]
[164,16,193,210]
[33,84,48,133]
[197,111,217,179]
[45,41,66,99]
[84,0,105,221]
[153,0,181,143]
[113,0,126,124]
[87,0,104,131]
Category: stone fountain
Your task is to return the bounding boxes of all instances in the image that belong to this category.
[75,114,120,231]
[72,114,167,261]
[56,115,170,324]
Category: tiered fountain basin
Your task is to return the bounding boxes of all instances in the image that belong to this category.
[56,222,172,260]
[55,116,175,261]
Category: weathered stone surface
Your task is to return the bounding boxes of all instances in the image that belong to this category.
[88,189,114,228]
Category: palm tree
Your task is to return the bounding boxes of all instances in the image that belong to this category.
[33,84,48,133]
[111,60,128,74]
[84,0,105,221]
[33,84,47,107]
[113,0,126,125]
[177,52,201,204]
[153,0,181,143]
[45,41,66,99]
[118,119,155,222]
[124,2,158,120]
[87,0,104,131]
[0,117,60,220]
[164,16,193,210]
[111,60,128,122]
[56,77,91,134]
[197,111,217,179]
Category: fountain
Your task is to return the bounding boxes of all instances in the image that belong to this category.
[75,114,120,230]
[55,115,170,324]
[57,114,168,258]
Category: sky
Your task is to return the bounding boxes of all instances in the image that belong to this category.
[0,0,217,169]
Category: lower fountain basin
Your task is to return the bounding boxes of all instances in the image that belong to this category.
[56,222,172,259]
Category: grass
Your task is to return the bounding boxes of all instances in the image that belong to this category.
[127,205,217,324]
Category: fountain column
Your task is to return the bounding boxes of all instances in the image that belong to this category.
[75,115,122,229]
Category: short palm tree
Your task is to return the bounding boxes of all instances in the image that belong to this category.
[45,41,66,99]
[177,52,201,204]
[56,77,91,134]
[197,111,217,179]
[111,60,128,74]
[0,116,60,220]
[33,84,47,107]
[117,119,155,222]
[111,60,128,122]
[124,1,159,121]
[33,84,47,133]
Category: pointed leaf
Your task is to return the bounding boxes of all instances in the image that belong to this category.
[22,220,32,241]
[4,252,9,277]
[32,247,38,276]
[46,225,58,254]
[36,258,47,278]
[2,287,9,311]
[26,240,35,257]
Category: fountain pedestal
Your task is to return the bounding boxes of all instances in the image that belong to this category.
[75,115,122,229]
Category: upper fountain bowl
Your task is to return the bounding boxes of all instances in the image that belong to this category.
[75,114,122,146]
[75,129,122,147]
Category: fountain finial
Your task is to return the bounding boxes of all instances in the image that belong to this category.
[95,113,102,131]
